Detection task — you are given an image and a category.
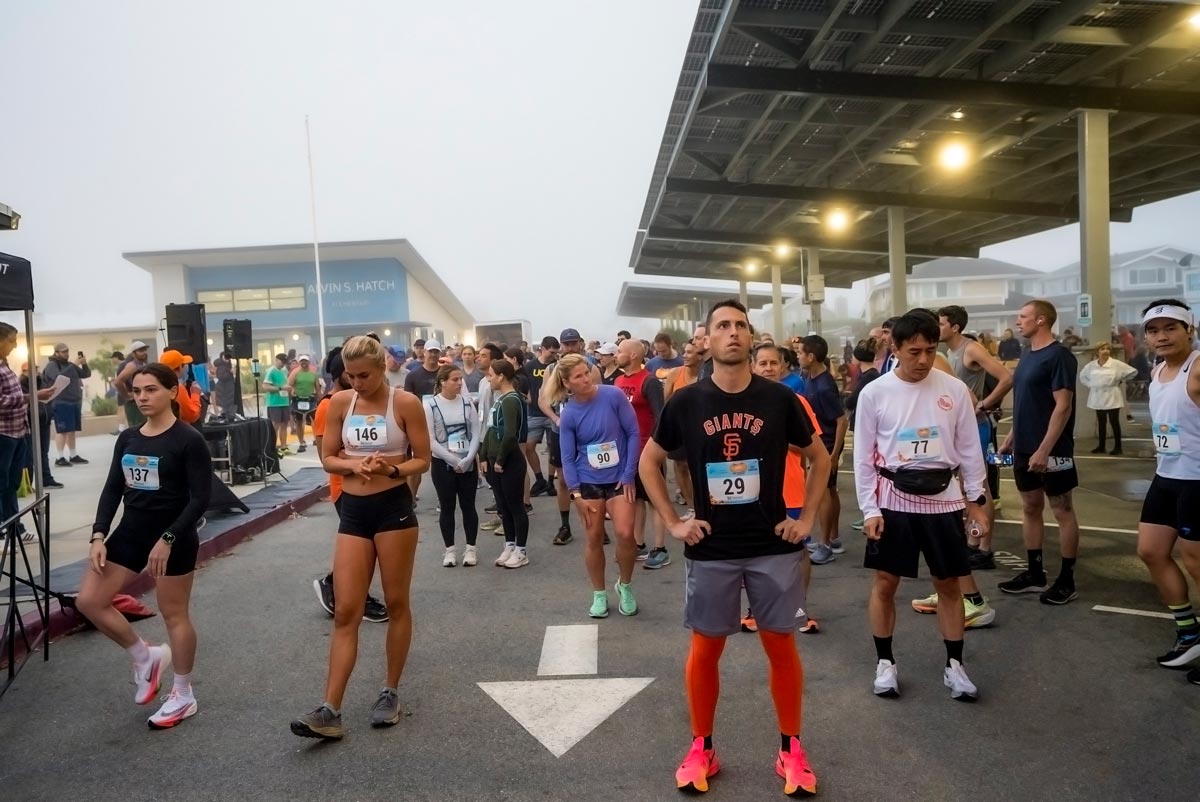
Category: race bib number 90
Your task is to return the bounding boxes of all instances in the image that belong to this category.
[586,441,620,469]
[347,414,388,451]
[898,426,942,462]
[706,460,760,505]
[1153,422,1181,455]
[122,454,160,491]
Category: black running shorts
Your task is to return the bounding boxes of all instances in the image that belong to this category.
[547,431,562,469]
[1140,474,1200,541]
[106,513,199,577]
[1013,454,1078,497]
[863,509,970,580]
[338,483,418,538]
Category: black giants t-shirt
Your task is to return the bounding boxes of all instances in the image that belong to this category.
[652,375,815,561]
[1012,341,1077,457]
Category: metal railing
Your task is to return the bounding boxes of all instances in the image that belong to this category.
[1,493,51,699]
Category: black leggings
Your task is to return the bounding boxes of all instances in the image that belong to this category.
[1096,408,1122,449]
[430,457,479,547]
[487,450,529,548]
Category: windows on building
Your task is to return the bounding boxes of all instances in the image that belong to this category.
[1129,267,1167,287]
[196,286,306,313]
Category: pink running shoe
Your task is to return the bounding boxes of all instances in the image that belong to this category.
[776,736,817,796]
[675,736,720,793]
[133,644,171,706]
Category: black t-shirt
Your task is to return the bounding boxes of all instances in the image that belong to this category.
[653,375,815,561]
[403,365,438,399]
[524,359,555,417]
[846,368,881,432]
[1012,341,1077,457]
[93,420,213,536]
[801,370,845,450]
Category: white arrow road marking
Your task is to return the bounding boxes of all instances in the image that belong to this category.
[537,625,598,676]
[478,678,655,758]
[1092,604,1173,620]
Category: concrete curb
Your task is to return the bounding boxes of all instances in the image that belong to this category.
[6,482,329,668]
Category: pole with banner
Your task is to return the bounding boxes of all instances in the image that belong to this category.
[1078,293,1093,330]
[305,116,327,357]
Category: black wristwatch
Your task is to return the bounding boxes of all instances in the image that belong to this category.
[388,464,401,480]
[161,531,176,545]
[971,495,987,506]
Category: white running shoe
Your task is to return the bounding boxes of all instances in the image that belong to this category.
[495,545,514,567]
[147,689,198,729]
[442,547,457,568]
[680,509,695,522]
[503,548,529,569]
[943,659,978,701]
[133,644,172,705]
[873,659,899,698]
[462,545,478,567]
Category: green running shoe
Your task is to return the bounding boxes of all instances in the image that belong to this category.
[589,590,609,618]
[615,580,638,616]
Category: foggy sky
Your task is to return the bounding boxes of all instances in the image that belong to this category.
[3,1,1198,343]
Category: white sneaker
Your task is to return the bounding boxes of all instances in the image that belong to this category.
[442,547,457,568]
[873,659,899,698]
[133,644,172,705]
[147,689,198,729]
[943,659,978,701]
[462,545,478,567]
[495,544,514,567]
[503,548,529,569]
[680,509,695,522]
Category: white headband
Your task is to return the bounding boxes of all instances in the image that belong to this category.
[1142,304,1193,328]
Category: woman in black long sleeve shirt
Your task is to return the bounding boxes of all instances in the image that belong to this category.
[482,359,529,568]
[77,363,212,730]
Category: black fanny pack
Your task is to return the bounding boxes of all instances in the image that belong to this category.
[878,467,955,496]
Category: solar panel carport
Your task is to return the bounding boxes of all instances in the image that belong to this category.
[630,0,1200,339]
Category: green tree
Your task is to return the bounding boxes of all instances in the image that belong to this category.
[88,338,126,397]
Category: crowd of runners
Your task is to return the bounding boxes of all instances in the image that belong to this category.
[50,293,1200,796]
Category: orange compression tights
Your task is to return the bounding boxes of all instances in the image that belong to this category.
[759,628,803,735]
[685,632,726,737]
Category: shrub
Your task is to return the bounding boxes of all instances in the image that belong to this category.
[91,396,118,417]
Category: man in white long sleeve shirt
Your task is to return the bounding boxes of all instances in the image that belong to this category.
[853,310,989,702]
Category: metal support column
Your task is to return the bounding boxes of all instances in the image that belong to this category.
[771,264,783,340]
[738,278,748,309]
[1078,108,1112,348]
[806,248,824,337]
[888,207,907,316]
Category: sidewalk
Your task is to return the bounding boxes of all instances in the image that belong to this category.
[18,431,322,574]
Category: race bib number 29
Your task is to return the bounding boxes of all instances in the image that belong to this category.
[706,460,760,505]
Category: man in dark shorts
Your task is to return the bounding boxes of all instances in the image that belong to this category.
[854,310,989,702]
[998,300,1081,605]
[639,299,831,796]
[523,336,558,496]
[799,335,846,565]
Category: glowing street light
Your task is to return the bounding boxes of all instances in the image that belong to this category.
[1190,10,1200,29]
[774,243,792,260]
[950,109,965,120]
[824,208,851,233]
[937,140,972,171]
[743,260,760,275]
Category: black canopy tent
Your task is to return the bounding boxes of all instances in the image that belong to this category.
[0,250,50,695]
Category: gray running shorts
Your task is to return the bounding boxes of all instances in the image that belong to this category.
[684,552,808,637]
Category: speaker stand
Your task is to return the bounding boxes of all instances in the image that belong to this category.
[253,376,288,486]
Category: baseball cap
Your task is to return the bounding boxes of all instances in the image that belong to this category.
[560,328,583,343]
[299,354,311,362]
[386,345,406,361]
[597,342,618,356]
[130,341,148,352]
[424,339,443,352]
[160,349,192,372]
[413,338,426,348]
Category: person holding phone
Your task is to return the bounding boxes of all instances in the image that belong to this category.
[76,362,212,729]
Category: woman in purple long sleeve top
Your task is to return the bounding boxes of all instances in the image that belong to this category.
[546,354,643,618]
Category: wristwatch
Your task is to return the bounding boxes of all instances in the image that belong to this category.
[388,464,401,480]
[971,495,987,506]
[570,490,582,501]
[161,531,176,545]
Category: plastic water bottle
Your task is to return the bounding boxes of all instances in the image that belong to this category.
[968,519,982,539]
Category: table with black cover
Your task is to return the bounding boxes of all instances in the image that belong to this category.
[200,419,279,483]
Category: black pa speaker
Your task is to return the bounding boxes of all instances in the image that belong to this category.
[222,318,253,360]
[165,303,208,363]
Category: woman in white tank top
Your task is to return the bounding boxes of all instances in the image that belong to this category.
[1135,300,1200,684]
[290,335,432,740]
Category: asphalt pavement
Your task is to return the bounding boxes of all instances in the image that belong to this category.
[1,456,1197,802]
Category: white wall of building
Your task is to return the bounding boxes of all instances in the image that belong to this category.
[406,273,472,345]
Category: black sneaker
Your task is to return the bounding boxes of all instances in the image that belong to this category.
[530,478,548,496]
[363,595,389,623]
[69,455,88,464]
[524,503,534,514]
[44,478,64,489]
[298,444,307,453]
[967,548,995,571]
[553,526,572,545]
[1039,579,1078,605]
[603,532,611,545]
[543,479,558,497]
[1157,632,1200,668]
[54,458,71,468]
[1188,667,1200,685]
[313,574,335,616]
[998,570,1048,594]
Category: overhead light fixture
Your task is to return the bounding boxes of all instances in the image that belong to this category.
[936,140,972,171]
[824,208,851,233]
[1190,10,1200,29]
[292,333,300,342]
[206,338,214,346]
[743,260,760,275]
[950,109,965,120]
[384,329,392,337]
[773,243,792,259]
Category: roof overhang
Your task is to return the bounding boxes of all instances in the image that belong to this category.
[617,280,797,319]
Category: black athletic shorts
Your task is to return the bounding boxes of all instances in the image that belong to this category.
[338,483,418,538]
[634,461,665,503]
[863,508,970,580]
[106,513,199,577]
[1013,454,1078,497]
[1140,474,1200,541]
[579,482,621,501]
[547,431,562,469]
